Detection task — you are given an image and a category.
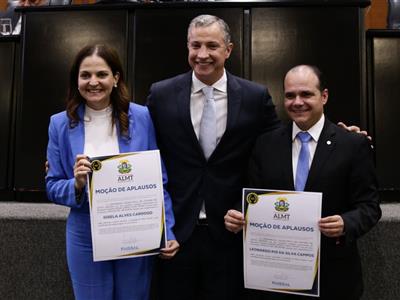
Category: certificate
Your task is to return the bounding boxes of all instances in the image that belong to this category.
[87,150,166,262]
[243,188,322,297]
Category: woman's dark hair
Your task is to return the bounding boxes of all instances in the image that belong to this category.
[66,44,130,137]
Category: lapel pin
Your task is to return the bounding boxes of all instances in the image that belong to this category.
[326,140,332,145]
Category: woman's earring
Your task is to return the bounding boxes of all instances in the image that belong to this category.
[114,82,118,88]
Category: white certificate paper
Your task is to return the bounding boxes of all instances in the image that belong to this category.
[243,188,322,297]
[87,150,166,262]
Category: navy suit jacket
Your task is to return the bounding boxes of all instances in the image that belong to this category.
[248,119,381,299]
[148,71,280,243]
[46,103,176,240]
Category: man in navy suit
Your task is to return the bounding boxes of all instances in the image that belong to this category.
[224,65,381,300]
[147,14,280,300]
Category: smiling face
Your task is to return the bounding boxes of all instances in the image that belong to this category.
[284,66,328,131]
[187,22,233,85]
[78,54,119,110]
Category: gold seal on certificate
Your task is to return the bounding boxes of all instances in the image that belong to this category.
[246,192,259,205]
[91,160,102,171]
[243,188,322,297]
[87,150,167,262]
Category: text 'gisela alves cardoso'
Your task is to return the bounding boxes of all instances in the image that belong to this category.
[249,222,314,232]
[95,184,158,195]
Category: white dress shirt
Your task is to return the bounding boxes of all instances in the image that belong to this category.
[292,114,325,184]
[190,70,228,144]
[83,105,119,157]
[191,70,228,219]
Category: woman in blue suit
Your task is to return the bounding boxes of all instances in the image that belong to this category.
[46,44,179,300]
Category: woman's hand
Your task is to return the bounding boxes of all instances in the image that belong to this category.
[159,240,180,259]
[73,154,91,191]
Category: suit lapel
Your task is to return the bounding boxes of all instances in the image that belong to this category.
[68,105,85,159]
[210,72,242,160]
[182,71,243,161]
[176,72,204,158]
[225,72,242,134]
[282,124,295,190]
[306,119,336,190]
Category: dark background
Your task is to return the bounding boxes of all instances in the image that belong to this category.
[0,0,398,202]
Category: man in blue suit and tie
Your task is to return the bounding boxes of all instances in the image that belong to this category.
[147,14,281,300]
[224,65,381,300]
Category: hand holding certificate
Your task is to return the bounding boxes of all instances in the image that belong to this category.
[87,150,167,262]
[243,188,322,297]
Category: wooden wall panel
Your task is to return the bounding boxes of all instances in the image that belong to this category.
[133,8,243,104]
[365,0,388,29]
[252,7,362,126]
[368,32,400,198]
[0,41,15,190]
[14,10,128,191]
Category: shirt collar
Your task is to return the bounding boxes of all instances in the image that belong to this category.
[191,69,227,94]
[292,114,325,142]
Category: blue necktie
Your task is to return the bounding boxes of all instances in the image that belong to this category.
[199,86,217,160]
[295,132,312,191]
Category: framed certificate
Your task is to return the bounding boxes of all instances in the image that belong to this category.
[87,150,166,261]
[243,188,322,297]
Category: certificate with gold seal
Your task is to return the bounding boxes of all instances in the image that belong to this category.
[87,150,166,262]
[243,188,322,297]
